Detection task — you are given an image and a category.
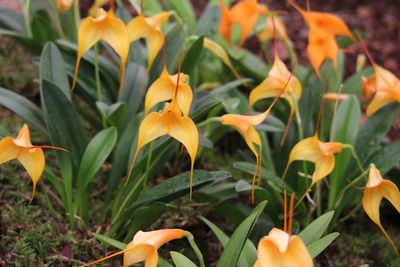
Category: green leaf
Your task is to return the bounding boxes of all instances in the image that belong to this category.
[368,143,400,174]
[342,67,374,95]
[0,8,25,33]
[164,0,196,33]
[355,103,400,164]
[129,170,231,210]
[299,211,335,245]
[40,42,70,98]
[0,87,47,135]
[329,96,361,208]
[182,36,204,85]
[40,80,87,171]
[31,10,58,43]
[216,201,267,267]
[77,127,118,190]
[96,101,127,130]
[196,5,220,36]
[0,125,10,138]
[200,216,257,267]
[307,232,340,258]
[93,233,127,250]
[170,251,197,267]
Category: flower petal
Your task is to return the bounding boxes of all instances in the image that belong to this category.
[144,249,158,267]
[285,236,314,267]
[124,244,155,266]
[131,229,185,249]
[230,0,259,45]
[367,90,400,116]
[307,12,352,37]
[13,124,33,147]
[307,29,338,72]
[288,136,322,165]
[0,137,18,164]
[218,0,232,42]
[145,68,177,114]
[312,154,335,184]
[257,236,283,267]
[17,147,45,202]
[381,180,400,216]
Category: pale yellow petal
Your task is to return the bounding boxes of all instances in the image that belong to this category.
[17,147,45,201]
[144,249,158,267]
[367,90,399,116]
[131,229,185,249]
[13,124,33,147]
[381,180,400,214]
[312,154,335,184]
[124,244,155,266]
[285,236,314,267]
[288,136,322,165]
[146,31,164,71]
[144,68,176,114]
[0,137,18,164]
[257,236,283,267]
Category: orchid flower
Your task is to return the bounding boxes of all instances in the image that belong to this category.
[80,229,185,267]
[254,192,313,267]
[219,0,269,45]
[257,15,288,43]
[221,91,283,203]
[88,0,111,16]
[363,165,400,253]
[283,135,343,204]
[249,52,301,144]
[144,66,192,116]
[127,67,198,198]
[0,124,65,203]
[127,12,169,72]
[55,0,73,12]
[288,0,352,73]
[72,8,129,95]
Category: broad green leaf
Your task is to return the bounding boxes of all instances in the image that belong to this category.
[216,201,267,267]
[342,67,374,95]
[170,251,197,267]
[0,8,25,33]
[299,211,335,245]
[164,0,196,33]
[182,36,204,86]
[0,87,47,135]
[200,216,257,267]
[355,103,400,164]
[77,127,118,190]
[129,170,231,210]
[368,143,400,174]
[196,5,220,36]
[40,42,70,98]
[31,10,58,43]
[128,0,163,15]
[159,257,174,267]
[328,96,361,208]
[40,80,87,172]
[93,233,127,250]
[307,232,340,258]
[96,101,127,130]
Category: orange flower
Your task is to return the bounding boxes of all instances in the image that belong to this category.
[254,192,313,267]
[284,135,343,187]
[72,8,129,95]
[0,124,65,203]
[127,12,169,72]
[219,0,269,45]
[254,228,313,267]
[362,65,400,116]
[288,0,352,72]
[144,66,192,116]
[80,229,185,267]
[56,0,73,12]
[363,165,400,253]
[249,54,301,143]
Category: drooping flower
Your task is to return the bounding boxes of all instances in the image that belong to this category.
[127,12,169,72]
[127,69,198,198]
[55,0,73,13]
[257,15,288,43]
[0,124,65,203]
[288,0,352,73]
[72,8,129,95]
[144,66,192,116]
[80,229,185,267]
[219,0,269,45]
[254,192,313,267]
[284,135,343,187]
[362,65,400,116]
[249,53,301,144]
[363,165,400,253]
[221,92,283,203]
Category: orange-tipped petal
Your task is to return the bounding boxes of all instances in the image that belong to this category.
[131,229,185,249]
[323,93,350,102]
[0,137,18,164]
[218,0,232,43]
[312,154,335,185]
[123,244,156,266]
[17,147,45,202]
[229,0,259,45]
[285,235,314,267]
[13,124,33,147]
[306,12,352,37]
[307,29,338,72]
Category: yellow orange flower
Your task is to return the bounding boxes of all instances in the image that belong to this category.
[144,66,192,116]
[288,0,352,73]
[362,65,400,116]
[88,0,111,16]
[56,0,73,12]
[221,94,282,203]
[257,15,288,42]
[72,8,129,95]
[127,12,169,72]
[363,165,400,253]
[127,70,198,197]
[219,0,269,45]
[254,228,313,267]
[284,135,343,186]
[0,124,65,203]
[80,229,185,267]
[249,54,301,143]
[323,92,350,102]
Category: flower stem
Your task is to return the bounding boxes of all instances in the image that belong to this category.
[73,0,80,35]
[94,44,107,127]
[334,167,369,209]
[22,0,32,37]
[184,231,205,267]
[343,144,364,174]
[197,117,221,127]
[143,141,154,189]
